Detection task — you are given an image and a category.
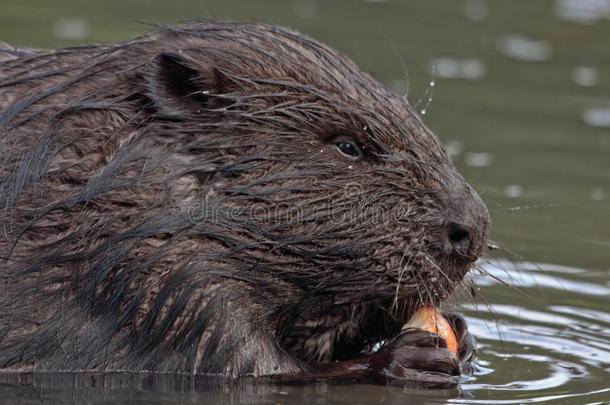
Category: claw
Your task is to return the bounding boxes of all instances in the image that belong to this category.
[443,312,477,364]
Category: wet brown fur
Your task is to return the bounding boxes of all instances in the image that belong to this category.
[0,22,489,379]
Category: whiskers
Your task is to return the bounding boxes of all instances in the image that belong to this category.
[391,248,412,311]
[456,241,553,347]
[489,201,579,213]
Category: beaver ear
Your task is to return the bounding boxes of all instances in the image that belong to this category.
[146,52,225,119]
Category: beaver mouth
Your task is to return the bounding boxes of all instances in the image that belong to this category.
[275,244,477,365]
[279,293,456,365]
[281,259,473,365]
[334,298,434,358]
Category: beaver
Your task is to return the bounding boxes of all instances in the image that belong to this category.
[0,22,489,388]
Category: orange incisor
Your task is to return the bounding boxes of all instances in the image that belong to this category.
[402,306,458,355]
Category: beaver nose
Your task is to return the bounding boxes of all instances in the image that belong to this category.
[443,184,489,261]
[447,223,472,255]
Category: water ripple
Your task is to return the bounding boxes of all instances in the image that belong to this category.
[456,260,610,403]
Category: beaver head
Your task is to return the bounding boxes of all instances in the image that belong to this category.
[0,22,488,375]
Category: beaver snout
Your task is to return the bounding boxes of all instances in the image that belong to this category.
[442,184,490,262]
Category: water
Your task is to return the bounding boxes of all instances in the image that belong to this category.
[0,0,608,403]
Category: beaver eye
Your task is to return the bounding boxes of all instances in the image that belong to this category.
[335,141,361,158]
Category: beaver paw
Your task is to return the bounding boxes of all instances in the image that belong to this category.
[444,311,477,374]
[366,313,476,388]
[367,329,460,388]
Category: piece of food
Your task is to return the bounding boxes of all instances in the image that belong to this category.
[402,306,458,355]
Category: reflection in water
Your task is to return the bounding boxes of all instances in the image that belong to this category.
[457,260,610,403]
[430,58,486,81]
[0,371,460,405]
[496,35,552,62]
[469,354,584,391]
[464,152,493,168]
[582,108,610,128]
[502,185,523,199]
[463,0,490,21]
[51,17,89,41]
[572,66,599,87]
[554,0,610,24]
[475,259,610,295]
[444,140,463,158]
[589,188,605,201]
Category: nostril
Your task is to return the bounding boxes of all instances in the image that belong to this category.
[447,223,471,252]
